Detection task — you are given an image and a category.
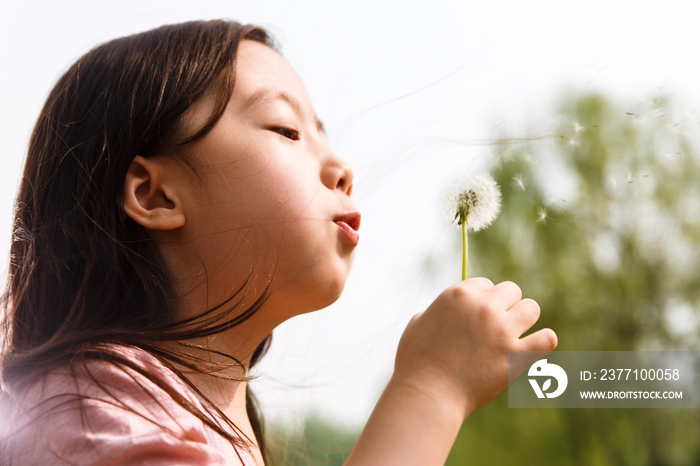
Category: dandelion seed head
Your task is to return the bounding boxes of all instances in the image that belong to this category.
[443,173,501,232]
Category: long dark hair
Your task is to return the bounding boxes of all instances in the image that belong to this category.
[1,20,276,463]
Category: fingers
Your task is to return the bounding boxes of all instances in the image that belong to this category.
[484,280,522,310]
[517,327,558,352]
[461,276,494,293]
[507,298,541,336]
[448,278,557,354]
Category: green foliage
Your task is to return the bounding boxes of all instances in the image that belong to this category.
[266,414,360,466]
[266,92,700,466]
[445,93,700,465]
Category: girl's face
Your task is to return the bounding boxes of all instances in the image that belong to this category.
[170,40,359,325]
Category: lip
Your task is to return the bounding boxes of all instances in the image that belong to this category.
[333,212,361,246]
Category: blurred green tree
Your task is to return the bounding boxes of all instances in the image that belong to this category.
[446,93,700,465]
[267,92,700,466]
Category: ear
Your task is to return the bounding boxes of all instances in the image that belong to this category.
[123,155,186,231]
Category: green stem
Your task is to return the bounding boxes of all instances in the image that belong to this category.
[461,216,468,281]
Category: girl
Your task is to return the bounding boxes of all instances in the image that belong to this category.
[0,20,556,465]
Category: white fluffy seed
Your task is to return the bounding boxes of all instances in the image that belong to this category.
[442,173,502,232]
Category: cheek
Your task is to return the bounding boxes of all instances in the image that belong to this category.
[243,158,317,216]
[202,177,323,287]
[275,220,353,309]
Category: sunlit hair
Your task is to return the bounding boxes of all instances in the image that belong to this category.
[0,19,276,463]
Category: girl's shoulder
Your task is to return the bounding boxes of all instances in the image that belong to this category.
[0,344,256,466]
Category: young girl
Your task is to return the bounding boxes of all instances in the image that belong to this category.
[0,20,557,465]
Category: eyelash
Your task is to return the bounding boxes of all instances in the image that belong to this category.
[271,127,300,141]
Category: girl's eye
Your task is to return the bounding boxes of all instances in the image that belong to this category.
[271,127,300,141]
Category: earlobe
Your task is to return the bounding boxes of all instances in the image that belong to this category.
[122,155,186,231]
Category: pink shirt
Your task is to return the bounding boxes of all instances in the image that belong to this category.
[0,346,257,465]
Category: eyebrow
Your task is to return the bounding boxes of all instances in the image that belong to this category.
[241,89,325,133]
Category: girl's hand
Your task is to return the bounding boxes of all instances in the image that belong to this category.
[344,277,556,466]
[392,277,557,420]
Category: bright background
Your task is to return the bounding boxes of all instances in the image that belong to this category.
[2,0,700,431]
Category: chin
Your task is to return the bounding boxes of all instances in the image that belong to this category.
[313,271,348,311]
[276,284,345,324]
[273,253,353,319]
[326,256,354,302]
[298,264,349,314]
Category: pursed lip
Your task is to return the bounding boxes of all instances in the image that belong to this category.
[333,212,361,232]
[333,212,361,246]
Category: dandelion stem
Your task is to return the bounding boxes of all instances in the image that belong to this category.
[461,215,468,280]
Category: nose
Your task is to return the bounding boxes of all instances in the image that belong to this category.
[322,152,354,196]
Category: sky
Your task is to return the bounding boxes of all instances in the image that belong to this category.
[2,0,700,430]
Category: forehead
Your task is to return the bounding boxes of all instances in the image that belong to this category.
[176,40,316,144]
[232,40,311,110]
